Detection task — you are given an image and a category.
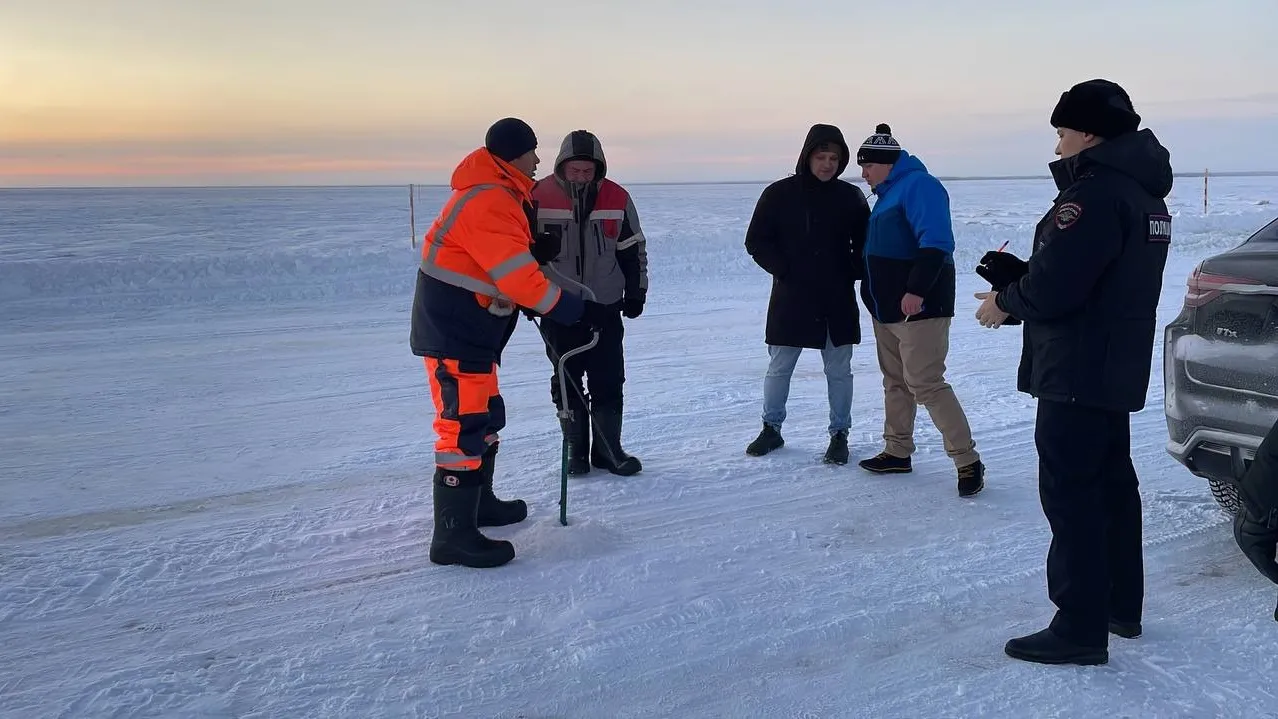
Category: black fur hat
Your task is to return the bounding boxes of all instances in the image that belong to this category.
[1050,80,1141,138]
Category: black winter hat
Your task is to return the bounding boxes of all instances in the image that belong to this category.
[1050,79,1141,138]
[484,117,537,163]
[857,124,901,165]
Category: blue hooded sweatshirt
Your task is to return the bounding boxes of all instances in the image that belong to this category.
[859,151,957,324]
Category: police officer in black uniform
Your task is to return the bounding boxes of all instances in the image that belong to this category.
[973,79,1173,665]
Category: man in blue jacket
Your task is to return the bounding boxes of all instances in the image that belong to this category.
[855,124,984,497]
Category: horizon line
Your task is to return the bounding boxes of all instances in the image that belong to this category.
[2,169,1275,192]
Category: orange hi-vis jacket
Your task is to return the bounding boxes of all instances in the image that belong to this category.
[410,148,585,364]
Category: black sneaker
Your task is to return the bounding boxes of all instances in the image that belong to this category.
[957,460,985,497]
[746,423,784,456]
[823,430,849,465]
[858,451,911,474]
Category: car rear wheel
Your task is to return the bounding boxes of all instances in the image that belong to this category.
[1207,476,1242,515]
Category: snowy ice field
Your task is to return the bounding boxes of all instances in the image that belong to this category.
[2,173,1278,718]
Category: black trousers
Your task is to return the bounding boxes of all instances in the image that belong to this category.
[1035,399,1144,646]
[542,307,625,412]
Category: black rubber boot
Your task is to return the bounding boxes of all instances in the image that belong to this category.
[589,403,641,476]
[429,469,515,568]
[561,411,591,476]
[476,443,527,527]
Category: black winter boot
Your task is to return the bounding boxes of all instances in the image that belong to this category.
[429,469,515,568]
[476,443,527,527]
[1108,619,1142,639]
[1003,628,1107,665]
[823,430,849,465]
[746,423,784,456]
[957,460,985,497]
[589,404,641,476]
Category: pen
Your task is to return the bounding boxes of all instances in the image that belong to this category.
[996,240,1009,253]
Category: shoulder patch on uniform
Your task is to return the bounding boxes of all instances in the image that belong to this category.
[1054,202,1083,230]
[1146,213,1172,243]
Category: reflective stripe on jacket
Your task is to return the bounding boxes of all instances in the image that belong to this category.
[410,147,582,363]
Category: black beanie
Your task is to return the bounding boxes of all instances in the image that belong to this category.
[484,117,537,163]
[857,124,902,165]
[1050,79,1141,138]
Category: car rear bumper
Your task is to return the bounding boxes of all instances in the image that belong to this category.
[1164,324,1276,481]
[1166,427,1260,482]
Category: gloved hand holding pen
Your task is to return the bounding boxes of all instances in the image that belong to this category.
[975,241,1027,326]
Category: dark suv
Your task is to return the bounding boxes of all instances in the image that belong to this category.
[1164,216,1278,513]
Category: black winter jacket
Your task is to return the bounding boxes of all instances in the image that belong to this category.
[744,124,871,349]
[996,129,1173,412]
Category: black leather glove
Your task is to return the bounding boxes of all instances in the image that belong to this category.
[1234,508,1278,584]
[622,292,645,319]
[975,250,1028,326]
[578,300,615,330]
[975,250,1028,290]
[530,231,561,265]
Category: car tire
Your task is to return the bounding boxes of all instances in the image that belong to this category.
[1208,476,1242,515]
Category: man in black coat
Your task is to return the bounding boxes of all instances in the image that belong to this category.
[1234,418,1278,622]
[974,79,1173,665]
[744,124,871,465]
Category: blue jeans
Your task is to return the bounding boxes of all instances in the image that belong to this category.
[761,335,854,435]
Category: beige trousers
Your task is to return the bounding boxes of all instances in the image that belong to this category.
[872,317,979,467]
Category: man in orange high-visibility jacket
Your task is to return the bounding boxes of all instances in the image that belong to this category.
[411,117,613,569]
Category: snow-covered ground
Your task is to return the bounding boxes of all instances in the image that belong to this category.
[2,174,1277,718]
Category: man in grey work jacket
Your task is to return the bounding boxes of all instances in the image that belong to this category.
[531,130,648,477]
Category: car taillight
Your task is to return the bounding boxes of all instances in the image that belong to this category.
[1184,264,1264,308]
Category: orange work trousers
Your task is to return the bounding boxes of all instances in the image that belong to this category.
[424,358,506,471]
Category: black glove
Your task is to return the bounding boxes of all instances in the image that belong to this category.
[578,300,615,330]
[1234,508,1278,584]
[530,231,561,265]
[975,250,1028,326]
[975,250,1028,290]
[622,292,645,319]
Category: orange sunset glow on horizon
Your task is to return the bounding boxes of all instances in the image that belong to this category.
[3,1,1275,187]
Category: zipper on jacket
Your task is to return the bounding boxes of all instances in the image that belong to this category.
[864,253,881,321]
[577,209,587,282]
